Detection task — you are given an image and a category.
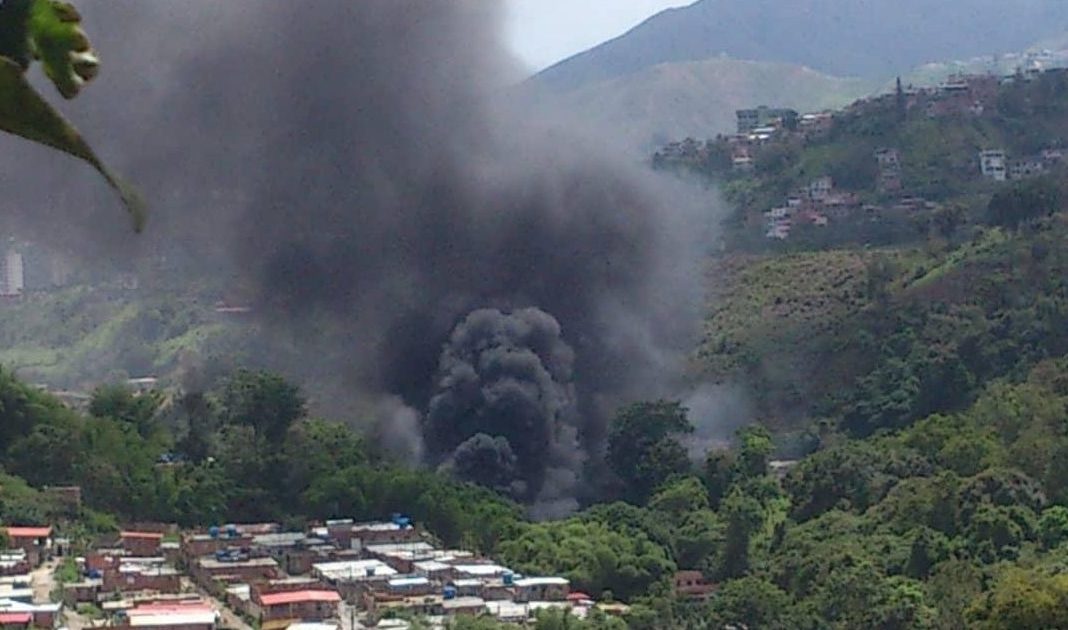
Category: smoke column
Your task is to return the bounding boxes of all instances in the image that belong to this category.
[0,1,712,506]
[428,308,581,511]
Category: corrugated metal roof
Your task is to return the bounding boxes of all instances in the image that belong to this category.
[514,577,569,587]
[387,577,429,588]
[128,612,216,627]
[287,623,338,630]
[452,564,509,577]
[413,560,451,572]
[0,599,60,613]
[4,527,50,539]
[259,591,340,606]
[127,602,213,616]
[442,596,486,610]
[121,532,164,540]
[312,560,396,581]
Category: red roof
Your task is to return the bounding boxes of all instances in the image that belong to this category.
[4,527,51,539]
[128,603,213,616]
[567,592,592,601]
[121,531,164,540]
[259,590,341,607]
[0,613,32,625]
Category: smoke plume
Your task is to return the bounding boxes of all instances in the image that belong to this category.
[427,308,580,506]
[0,1,712,507]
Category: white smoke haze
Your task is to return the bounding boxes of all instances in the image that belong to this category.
[683,383,755,461]
[373,396,426,465]
[0,1,727,510]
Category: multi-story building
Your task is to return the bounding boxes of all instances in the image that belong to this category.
[979,149,1008,181]
[736,106,799,134]
[0,250,25,297]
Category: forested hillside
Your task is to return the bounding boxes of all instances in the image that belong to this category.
[6,60,1068,630]
[499,66,1068,627]
[10,358,1068,627]
[0,284,241,388]
[10,2,1068,627]
[654,70,1068,431]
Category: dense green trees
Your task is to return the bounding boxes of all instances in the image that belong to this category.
[2,359,1068,628]
[218,369,305,441]
[89,384,164,439]
[7,303,1068,627]
[606,401,694,504]
[988,176,1064,229]
[968,569,1068,629]
[0,368,525,550]
[497,518,675,601]
[637,59,1068,628]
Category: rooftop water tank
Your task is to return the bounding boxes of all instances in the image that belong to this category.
[502,572,514,586]
[226,524,238,538]
[208,526,220,539]
[443,586,457,600]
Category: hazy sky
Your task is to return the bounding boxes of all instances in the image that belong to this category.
[505,0,693,72]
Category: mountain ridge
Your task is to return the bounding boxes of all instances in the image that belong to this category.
[534,0,1068,93]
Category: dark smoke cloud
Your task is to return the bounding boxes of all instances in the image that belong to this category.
[427,308,580,506]
[443,433,525,499]
[0,1,714,507]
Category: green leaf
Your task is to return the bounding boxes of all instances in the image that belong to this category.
[27,0,98,99]
[0,54,145,232]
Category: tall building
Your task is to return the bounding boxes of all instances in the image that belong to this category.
[0,249,25,297]
[980,149,1008,181]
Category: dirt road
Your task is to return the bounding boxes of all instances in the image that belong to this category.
[30,559,56,604]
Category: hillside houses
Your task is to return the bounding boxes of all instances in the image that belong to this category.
[874,148,903,193]
[765,176,867,240]
[980,147,1064,181]
[2,528,51,568]
[654,64,1068,245]
[653,105,832,175]
[49,515,594,629]
[736,106,798,134]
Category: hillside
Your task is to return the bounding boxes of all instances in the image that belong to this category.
[0,286,246,390]
[524,58,869,152]
[658,69,1068,246]
[656,68,1068,439]
[534,0,1068,92]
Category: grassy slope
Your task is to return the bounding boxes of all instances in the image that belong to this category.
[700,248,918,425]
[0,286,241,388]
[533,58,871,152]
[702,211,1068,430]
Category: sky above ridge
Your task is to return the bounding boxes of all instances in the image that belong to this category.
[505,0,692,72]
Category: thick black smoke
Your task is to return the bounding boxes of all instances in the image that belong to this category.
[0,1,710,507]
[445,434,524,499]
[428,308,580,507]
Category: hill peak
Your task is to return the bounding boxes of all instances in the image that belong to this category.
[534,0,1068,93]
